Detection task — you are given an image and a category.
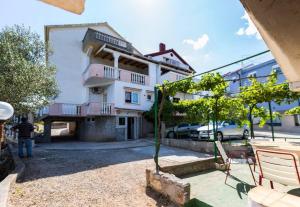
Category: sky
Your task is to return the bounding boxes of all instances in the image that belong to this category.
[0,0,271,74]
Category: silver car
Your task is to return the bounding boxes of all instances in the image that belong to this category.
[190,121,249,141]
[166,123,202,138]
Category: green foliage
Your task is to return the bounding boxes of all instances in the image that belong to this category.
[0,25,59,114]
[285,106,300,115]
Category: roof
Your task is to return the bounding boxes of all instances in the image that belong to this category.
[44,22,143,55]
[145,49,196,73]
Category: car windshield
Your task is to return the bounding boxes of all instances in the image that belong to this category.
[208,121,223,126]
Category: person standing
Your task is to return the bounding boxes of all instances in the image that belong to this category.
[12,117,34,158]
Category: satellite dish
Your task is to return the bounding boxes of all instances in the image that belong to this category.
[0,102,14,120]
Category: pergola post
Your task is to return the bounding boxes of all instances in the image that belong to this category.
[268,101,275,141]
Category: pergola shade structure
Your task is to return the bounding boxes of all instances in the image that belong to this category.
[240,0,300,91]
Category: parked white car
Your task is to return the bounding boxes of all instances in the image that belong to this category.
[190,121,249,141]
[166,123,202,138]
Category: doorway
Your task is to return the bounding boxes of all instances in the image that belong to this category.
[127,117,134,140]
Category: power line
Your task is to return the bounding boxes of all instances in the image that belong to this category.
[163,50,271,86]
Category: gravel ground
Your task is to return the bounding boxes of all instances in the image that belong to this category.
[8,145,174,207]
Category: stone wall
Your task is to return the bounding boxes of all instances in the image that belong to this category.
[146,169,190,206]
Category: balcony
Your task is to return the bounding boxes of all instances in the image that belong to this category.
[40,103,82,117]
[83,28,133,53]
[83,64,149,86]
[82,102,115,116]
[39,102,115,117]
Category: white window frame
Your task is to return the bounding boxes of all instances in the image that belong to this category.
[125,90,140,104]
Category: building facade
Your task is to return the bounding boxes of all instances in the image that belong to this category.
[40,22,195,142]
[225,59,300,133]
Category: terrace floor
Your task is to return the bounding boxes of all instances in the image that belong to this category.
[182,163,300,207]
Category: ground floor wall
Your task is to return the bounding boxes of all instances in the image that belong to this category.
[43,111,149,142]
[79,116,117,142]
[253,114,300,133]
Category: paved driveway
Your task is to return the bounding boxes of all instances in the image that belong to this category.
[8,140,211,207]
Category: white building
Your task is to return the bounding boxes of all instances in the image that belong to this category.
[40,22,195,142]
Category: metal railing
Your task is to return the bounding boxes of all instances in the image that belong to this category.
[95,31,131,51]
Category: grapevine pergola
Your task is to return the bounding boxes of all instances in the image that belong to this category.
[152,50,300,173]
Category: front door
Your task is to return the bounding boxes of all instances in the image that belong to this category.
[127,117,134,140]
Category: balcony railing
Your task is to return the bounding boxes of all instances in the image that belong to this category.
[83,64,149,86]
[82,102,115,116]
[83,29,133,53]
[39,102,115,117]
[40,103,82,117]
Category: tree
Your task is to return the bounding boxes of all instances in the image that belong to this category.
[0,25,58,114]
[239,71,299,139]
[285,106,300,115]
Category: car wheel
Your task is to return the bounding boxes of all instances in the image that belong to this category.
[217,132,223,141]
[167,131,175,139]
[243,129,249,139]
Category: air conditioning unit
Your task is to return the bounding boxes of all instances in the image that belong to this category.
[91,87,102,94]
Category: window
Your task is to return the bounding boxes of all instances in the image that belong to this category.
[125,91,131,103]
[125,91,139,104]
[147,94,152,101]
[132,92,139,104]
[118,117,125,126]
[247,72,257,78]
[294,115,300,126]
[178,123,189,128]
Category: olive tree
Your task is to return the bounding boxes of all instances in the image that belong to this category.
[0,25,58,114]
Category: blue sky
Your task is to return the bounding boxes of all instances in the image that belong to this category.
[0,0,270,73]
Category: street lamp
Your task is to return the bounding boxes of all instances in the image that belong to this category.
[0,102,14,146]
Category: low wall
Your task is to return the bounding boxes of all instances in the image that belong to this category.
[146,169,190,206]
[161,157,221,177]
[162,138,251,158]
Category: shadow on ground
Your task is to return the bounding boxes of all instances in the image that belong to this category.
[12,142,211,184]
[184,198,213,207]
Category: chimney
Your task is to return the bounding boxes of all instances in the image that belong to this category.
[159,43,166,52]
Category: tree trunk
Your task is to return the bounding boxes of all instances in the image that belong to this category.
[249,106,255,139]
[154,86,166,174]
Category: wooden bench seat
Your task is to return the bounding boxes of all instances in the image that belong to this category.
[248,186,300,207]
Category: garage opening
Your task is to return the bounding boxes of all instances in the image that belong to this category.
[51,121,77,142]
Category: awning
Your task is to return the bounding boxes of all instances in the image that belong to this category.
[240,0,300,91]
[40,0,85,14]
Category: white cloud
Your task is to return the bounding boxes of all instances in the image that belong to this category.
[236,11,262,39]
[183,34,209,50]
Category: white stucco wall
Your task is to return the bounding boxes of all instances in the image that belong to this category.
[151,52,189,69]
[113,81,154,111]
[47,24,130,104]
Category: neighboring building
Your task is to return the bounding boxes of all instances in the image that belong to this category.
[225,59,300,133]
[40,22,195,142]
